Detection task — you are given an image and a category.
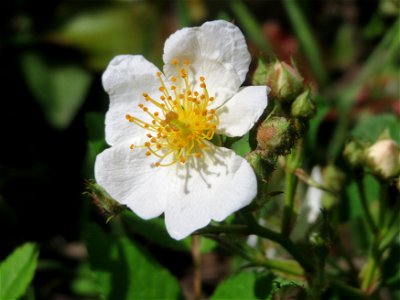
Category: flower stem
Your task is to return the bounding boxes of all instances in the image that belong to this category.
[243,213,315,274]
[281,144,302,236]
[356,178,377,234]
[282,0,329,86]
[330,279,370,300]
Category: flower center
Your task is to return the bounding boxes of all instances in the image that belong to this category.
[126,59,219,167]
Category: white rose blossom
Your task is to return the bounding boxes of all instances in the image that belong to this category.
[95,20,269,240]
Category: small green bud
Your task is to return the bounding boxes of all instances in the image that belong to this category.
[290,88,316,119]
[343,139,366,168]
[322,164,346,209]
[85,181,125,222]
[246,151,276,182]
[256,116,298,156]
[365,139,400,179]
[254,60,304,102]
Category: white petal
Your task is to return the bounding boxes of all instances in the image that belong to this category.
[102,55,163,146]
[217,86,269,137]
[163,20,250,107]
[164,146,257,240]
[95,142,173,219]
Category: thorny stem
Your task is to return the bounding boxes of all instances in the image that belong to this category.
[242,213,315,274]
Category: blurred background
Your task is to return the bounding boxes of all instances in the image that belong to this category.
[1,0,398,299]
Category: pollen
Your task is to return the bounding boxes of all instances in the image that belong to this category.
[126,59,219,167]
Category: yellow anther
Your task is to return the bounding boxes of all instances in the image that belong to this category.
[127,63,218,167]
[180,69,187,78]
[130,144,135,149]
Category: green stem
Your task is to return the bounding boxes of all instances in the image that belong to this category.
[378,181,388,228]
[356,178,378,234]
[330,279,370,300]
[281,144,302,235]
[255,258,305,277]
[282,167,298,235]
[243,213,315,273]
[282,0,329,86]
[195,224,249,235]
[230,0,276,58]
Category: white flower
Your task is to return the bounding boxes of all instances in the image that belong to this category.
[95,20,269,240]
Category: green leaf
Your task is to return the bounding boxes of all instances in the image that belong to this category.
[0,243,39,300]
[20,52,92,129]
[84,224,182,299]
[211,271,275,300]
[351,113,400,143]
[50,4,161,70]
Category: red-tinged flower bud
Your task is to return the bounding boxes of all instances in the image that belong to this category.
[366,139,400,179]
[256,116,298,156]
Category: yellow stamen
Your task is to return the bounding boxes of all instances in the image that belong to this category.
[125,60,218,166]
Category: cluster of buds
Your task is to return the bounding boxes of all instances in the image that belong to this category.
[251,59,314,161]
[344,137,400,180]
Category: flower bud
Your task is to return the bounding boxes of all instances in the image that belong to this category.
[253,59,304,102]
[343,140,366,168]
[365,139,400,179]
[290,88,316,119]
[85,181,125,222]
[256,116,298,156]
